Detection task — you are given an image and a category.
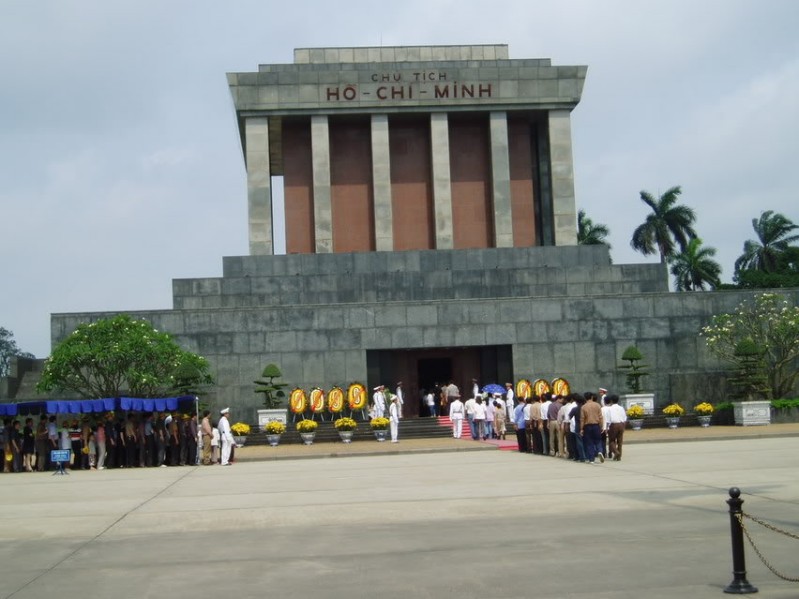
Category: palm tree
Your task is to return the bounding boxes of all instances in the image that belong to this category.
[630,186,697,263]
[734,210,799,274]
[577,209,611,248]
[668,238,722,291]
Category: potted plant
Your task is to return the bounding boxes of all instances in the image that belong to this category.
[296,419,318,445]
[694,402,714,427]
[618,345,655,415]
[255,363,289,428]
[662,403,685,428]
[263,420,286,446]
[370,417,390,442]
[230,422,250,446]
[626,404,645,430]
[334,417,357,443]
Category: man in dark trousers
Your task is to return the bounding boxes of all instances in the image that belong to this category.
[513,397,528,453]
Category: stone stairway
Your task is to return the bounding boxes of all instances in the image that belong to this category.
[244,416,453,445]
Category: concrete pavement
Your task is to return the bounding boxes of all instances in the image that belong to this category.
[0,431,797,598]
[231,422,799,461]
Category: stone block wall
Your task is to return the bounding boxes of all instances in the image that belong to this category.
[50,246,799,422]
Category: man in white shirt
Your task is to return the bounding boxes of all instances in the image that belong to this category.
[395,381,404,418]
[606,395,628,461]
[424,390,436,417]
[600,395,613,460]
[389,396,400,443]
[218,407,236,466]
[464,395,478,440]
[372,385,386,418]
[504,383,515,422]
[540,395,551,455]
[557,396,573,459]
[471,378,480,401]
[448,395,465,438]
[523,396,534,453]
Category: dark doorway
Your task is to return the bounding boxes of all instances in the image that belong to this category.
[417,358,452,392]
[366,345,512,418]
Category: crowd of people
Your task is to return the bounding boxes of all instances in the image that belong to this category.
[447,386,629,463]
[1,407,241,472]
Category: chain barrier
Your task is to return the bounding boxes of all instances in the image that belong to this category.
[736,513,799,583]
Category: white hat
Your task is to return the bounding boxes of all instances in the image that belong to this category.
[373,385,383,391]
[220,407,230,414]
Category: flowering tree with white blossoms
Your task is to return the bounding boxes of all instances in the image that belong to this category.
[700,293,799,399]
[37,314,213,398]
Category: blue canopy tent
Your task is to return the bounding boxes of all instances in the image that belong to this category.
[2,396,196,416]
[0,403,18,416]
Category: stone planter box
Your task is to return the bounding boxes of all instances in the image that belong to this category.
[621,393,655,415]
[257,408,288,430]
[732,401,771,426]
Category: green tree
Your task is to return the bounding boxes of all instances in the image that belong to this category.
[734,211,799,276]
[700,293,799,399]
[254,363,288,409]
[0,327,34,378]
[618,345,649,393]
[668,238,722,291]
[630,186,697,263]
[37,314,214,398]
[726,338,771,401]
[577,209,611,248]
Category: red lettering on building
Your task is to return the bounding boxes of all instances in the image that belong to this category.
[342,86,357,100]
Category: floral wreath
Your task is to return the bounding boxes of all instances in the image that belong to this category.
[289,388,307,414]
[327,387,345,413]
[516,379,532,399]
[551,377,570,397]
[532,378,550,397]
[348,382,368,410]
[309,387,326,413]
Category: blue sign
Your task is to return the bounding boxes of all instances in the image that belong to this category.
[51,449,71,462]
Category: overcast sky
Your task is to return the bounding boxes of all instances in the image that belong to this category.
[2,0,798,358]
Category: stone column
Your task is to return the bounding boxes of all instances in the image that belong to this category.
[430,112,454,249]
[548,110,578,246]
[371,114,393,251]
[311,115,332,253]
[245,117,272,255]
[489,111,513,248]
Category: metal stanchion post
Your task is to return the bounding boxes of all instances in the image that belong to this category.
[724,487,758,594]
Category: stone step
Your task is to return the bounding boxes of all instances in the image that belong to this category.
[244,417,451,445]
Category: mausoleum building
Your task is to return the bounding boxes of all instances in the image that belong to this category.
[41,45,792,420]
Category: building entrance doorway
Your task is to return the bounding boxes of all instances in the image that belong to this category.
[366,345,512,418]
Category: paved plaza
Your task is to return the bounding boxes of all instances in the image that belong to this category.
[0,435,797,598]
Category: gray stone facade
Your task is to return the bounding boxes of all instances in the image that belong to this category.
[229,44,586,253]
[49,245,797,422]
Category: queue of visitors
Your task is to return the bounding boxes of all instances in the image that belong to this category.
[448,387,629,463]
[0,409,235,472]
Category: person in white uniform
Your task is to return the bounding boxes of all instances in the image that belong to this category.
[395,381,404,418]
[372,385,386,418]
[504,383,515,422]
[448,395,465,439]
[218,407,235,466]
[389,396,400,442]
